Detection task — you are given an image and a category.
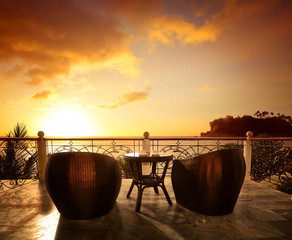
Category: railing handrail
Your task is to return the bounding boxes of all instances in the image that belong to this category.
[1,136,292,141]
[150,136,246,140]
[0,137,40,141]
[45,137,144,141]
[250,137,292,141]
[0,137,144,141]
[45,136,247,141]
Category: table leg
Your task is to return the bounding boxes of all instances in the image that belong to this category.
[135,186,144,212]
[127,181,135,198]
[161,183,172,205]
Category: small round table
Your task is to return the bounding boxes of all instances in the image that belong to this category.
[124,153,173,212]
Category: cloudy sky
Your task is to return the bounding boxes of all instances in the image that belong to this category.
[0,0,291,137]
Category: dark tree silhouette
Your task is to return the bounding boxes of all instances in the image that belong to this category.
[201,111,292,137]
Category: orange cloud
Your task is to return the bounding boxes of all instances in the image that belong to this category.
[99,83,151,110]
[0,0,141,86]
[0,64,24,82]
[146,0,278,48]
[32,90,52,100]
[0,0,281,87]
[148,14,219,47]
[200,86,214,92]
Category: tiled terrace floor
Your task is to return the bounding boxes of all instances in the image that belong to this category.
[0,179,291,240]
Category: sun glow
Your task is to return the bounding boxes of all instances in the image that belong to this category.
[42,108,96,137]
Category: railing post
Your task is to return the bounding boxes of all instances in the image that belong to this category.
[142,131,151,174]
[37,131,47,182]
[244,131,253,181]
[142,131,150,156]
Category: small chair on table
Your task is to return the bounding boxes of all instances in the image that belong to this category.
[124,153,173,212]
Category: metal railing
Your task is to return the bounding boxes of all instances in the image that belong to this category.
[45,136,245,157]
[1,132,291,193]
[45,136,246,177]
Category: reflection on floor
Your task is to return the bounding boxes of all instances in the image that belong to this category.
[0,178,291,240]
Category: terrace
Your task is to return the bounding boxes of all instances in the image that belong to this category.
[0,132,291,239]
[1,178,291,239]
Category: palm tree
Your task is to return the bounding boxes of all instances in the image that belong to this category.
[0,123,37,179]
[7,122,28,138]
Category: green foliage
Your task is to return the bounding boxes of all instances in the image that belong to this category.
[7,122,28,138]
[250,134,284,182]
[201,111,292,137]
[0,123,38,179]
[119,158,132,179]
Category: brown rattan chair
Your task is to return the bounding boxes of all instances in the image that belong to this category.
[45,152,122,219]
[171,149,245,215]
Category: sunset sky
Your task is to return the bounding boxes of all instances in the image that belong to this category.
[0,0,291,137]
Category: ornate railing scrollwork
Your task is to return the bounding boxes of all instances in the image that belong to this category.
[277,148,292,191]
[48,139,137,178]
[152,139,244,175]
[47,138,245,177]
[251,138,291,193]
[2,135,291,193]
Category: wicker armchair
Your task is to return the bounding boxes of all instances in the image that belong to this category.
[171,149,245,215]
[45,152,122,219]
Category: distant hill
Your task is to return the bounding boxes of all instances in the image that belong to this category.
[200,111,292,137]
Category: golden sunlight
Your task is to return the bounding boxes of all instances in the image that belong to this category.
[42,108,96,137]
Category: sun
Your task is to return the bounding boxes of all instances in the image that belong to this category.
[42,107,96,137]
